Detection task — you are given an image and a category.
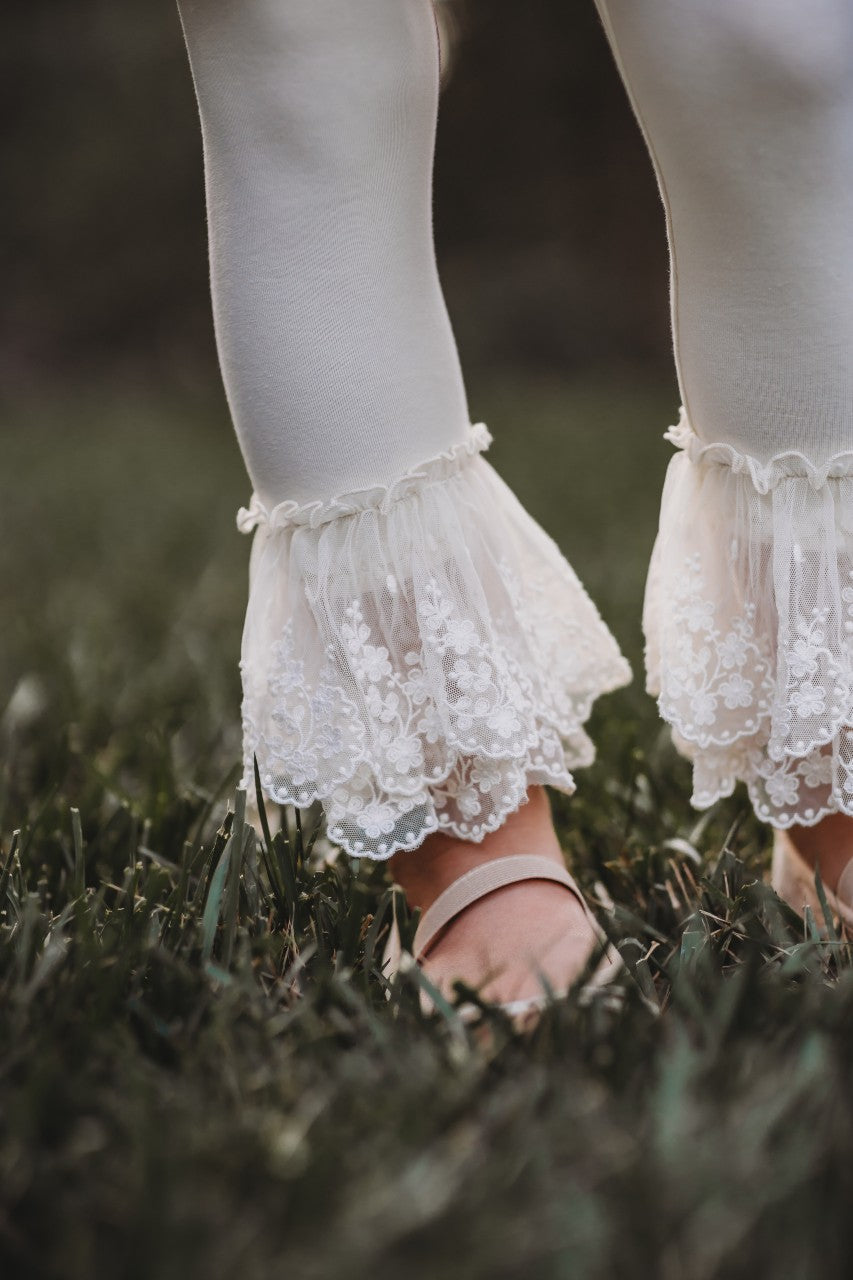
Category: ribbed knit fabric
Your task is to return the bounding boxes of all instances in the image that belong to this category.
[597,0,853,826]
[175,0,470,508]
[176,0,631,858]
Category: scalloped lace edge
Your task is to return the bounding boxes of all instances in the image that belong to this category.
[645,407,853,828]
[248,753,583,862]
[237,419,632,859]
[242,664,630,859]
[648,678,850,760]
[244,680,616,806]
[686,769,853,833]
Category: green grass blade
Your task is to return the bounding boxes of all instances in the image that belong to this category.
[812,864,839,944]
[252,754,275,853]
[0,829,19,909]
[70,808,85,899]
[201,831,235,965]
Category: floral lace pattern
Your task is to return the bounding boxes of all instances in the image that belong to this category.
[645,407,853,827]
[238,425,632,858]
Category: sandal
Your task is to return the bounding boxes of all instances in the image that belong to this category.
[771,827,853,933]
[382,853,623,1024]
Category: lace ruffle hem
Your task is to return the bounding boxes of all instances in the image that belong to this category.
[644,405,853,828]
[237,423,632,858]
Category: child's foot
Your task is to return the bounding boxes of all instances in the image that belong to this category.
[415,876,602,1006]
[388,785,603,1006]
[772,814,853,930]
[781,812,853,895]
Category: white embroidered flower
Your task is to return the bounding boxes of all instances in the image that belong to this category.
[445,618,480,657]
[342,618,371,652]
[353,644,392,683]
[666,668,688,700]
[268,662,305,696]
[365,685,399,723]
[718,631,749,669]
[488,704,521,739]
[279,749,317,787]
[790,681,826,718]
[357,802,397,839]
[798,749,834,790]
[271,702,306,730]
[718,673,754,709]
[314,720,346,757]
[683,598,715,634]
[690,690,718,727]
[474,694,493,719]
[402,670,430,706]
[765,770,800,810]
[386,734,424,774]
[675,639,711,678]
[456,785,483,820]
[418,588,454,632]
[451,658,492,695]
[311,680,343,717]
[416,704,445,744]
[788,635,819,679]
[470,760,503,790]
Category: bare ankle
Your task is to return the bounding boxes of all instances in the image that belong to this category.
[388,785,564,911]
[785,812,853,892]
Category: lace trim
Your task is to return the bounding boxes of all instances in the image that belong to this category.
[678,731,853,830]
[241,598,610,857]
[666,406,853,494]
[237,422,493,532]
[238,426,632,858]
[645,407,853,828]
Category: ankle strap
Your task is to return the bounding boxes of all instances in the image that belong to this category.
[413,854,581,960]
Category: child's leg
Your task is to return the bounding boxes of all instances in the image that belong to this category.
[597,0,853,877]
[175,0,471,508]
[176,0,632,1000]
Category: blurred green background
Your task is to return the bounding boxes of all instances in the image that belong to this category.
[1,0,683,816]
[2,1,672,383]
[6,18,847,1280]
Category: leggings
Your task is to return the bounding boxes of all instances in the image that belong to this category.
[176,0,853,856]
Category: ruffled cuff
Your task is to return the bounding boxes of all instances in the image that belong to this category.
[236,423,632,858]
[644,406,853,827]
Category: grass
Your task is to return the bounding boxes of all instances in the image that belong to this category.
[2,371,853,1280]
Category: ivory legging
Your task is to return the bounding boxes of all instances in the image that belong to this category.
[176,0,853,858]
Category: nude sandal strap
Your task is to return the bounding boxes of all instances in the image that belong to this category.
[412,854,583,961]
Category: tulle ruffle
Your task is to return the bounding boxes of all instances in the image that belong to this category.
[237,422,495,531]
[237,424,632,858]
[664,415,853,494]
[644,406,853,827]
